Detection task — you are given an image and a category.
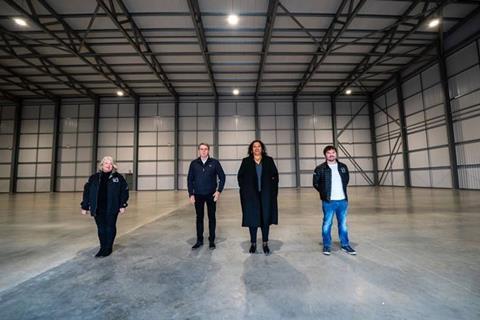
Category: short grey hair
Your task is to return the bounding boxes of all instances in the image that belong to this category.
[98,156,118,171]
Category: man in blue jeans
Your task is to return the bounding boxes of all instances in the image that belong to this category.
[313,145,356,256]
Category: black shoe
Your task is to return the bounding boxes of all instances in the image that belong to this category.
[249,243,257,254]
[323,246,331,256]
[263,244,271,256]
[192,241,203,249]
[209,242,216,250]
[102,248,112,257]
[94,248,105,258]
[341,245,356,255]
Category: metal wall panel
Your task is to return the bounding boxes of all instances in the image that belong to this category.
[178,101,215,190]
[16,103,54,192]
[218,101,255,189]
[449,39,480,189]
[374,89,404,186]
[259,101,296,187]
[401,63,452,188]
[56,103,94,191]
[297,100,332,186]
[97,102,135,178]
[335,100,374,185]
[0,103,15,193]
[137,101,175,190]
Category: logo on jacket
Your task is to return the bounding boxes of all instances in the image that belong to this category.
[112,177,119,183]
[340,168,346,173]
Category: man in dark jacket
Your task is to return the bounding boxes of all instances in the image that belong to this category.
[313,145,356,256]
[81,156,129,257]
[187,143,226,250]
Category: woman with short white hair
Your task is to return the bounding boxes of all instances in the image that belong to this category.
[81,156,129,257]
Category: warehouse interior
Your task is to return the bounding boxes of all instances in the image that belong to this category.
[0,0,479,319]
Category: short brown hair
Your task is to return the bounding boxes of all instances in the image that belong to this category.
[323,145,337,156]
[198,142,210,150]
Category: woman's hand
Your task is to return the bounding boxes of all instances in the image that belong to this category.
[81,209,89,215]
[119,208,126,214]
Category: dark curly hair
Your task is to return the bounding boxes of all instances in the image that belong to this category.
[323,145,338,156]
[248,139,267,157]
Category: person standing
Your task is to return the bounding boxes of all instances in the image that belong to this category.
[313,145,356,256]
[238,140,279,255]
[81,156,129,257]
[188,143,226,250]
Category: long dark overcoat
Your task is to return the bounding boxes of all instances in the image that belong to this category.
[237,155,279,227]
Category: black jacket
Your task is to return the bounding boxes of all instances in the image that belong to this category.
[238,155,279,227]
[187,157,226,196]
[81,171,129,216]
[313,161,349,202]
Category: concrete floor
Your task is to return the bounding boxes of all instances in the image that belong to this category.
[0,187,479,319]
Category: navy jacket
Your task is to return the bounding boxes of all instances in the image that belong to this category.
[313,161,349,202]
[81,171,129,216]
[187,157,226,196]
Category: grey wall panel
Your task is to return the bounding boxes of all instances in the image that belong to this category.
[218,101,255,189]
[259,101,296,187]
[410,170,430,187]
[448,65,480,99]
[447,39,480,189]
[17,103,55,193]
[374,90,405,186]
[137,100,175,190]
[446,42,478,77]
[456,142,480,166]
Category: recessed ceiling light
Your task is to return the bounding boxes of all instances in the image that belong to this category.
[227,14,239,25]
[232,88,240,95]
[345,89,352,95]
[428,18,440,28]
[116,90,124,96]
[13,17,27,27]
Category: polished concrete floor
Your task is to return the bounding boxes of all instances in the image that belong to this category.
[0,187,479,319]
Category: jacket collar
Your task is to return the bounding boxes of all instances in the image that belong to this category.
[196,156,212,165]
[98,170,116,179]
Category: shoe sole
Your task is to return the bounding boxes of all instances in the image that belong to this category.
[323,252,331,255]
[341,248,356,255]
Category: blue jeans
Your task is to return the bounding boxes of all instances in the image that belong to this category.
[321,199,350,247]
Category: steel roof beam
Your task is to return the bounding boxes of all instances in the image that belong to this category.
[187,0,217,97]
[3,0,136,97]
[0,64,56,99]
[255,0,280,97]
[0,26,96,99]
[293,0,368,97]
[97,0,177,97]
[333,0,450,95]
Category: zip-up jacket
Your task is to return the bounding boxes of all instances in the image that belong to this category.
[313,161,349,201]
[81,171,129,216]
[187,157,226,196]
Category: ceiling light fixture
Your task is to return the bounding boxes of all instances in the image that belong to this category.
[428,18,440,28]
[227,14,239,25]
[232,88,240,95]
[13,17,28,27]
[345,89,352,95]
[116,90,124,97]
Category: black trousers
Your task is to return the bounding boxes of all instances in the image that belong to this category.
[94,211,119,250]
[194,193,216,242]
[249,225,269,243]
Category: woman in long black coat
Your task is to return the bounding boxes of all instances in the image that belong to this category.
[237,139,279,255]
